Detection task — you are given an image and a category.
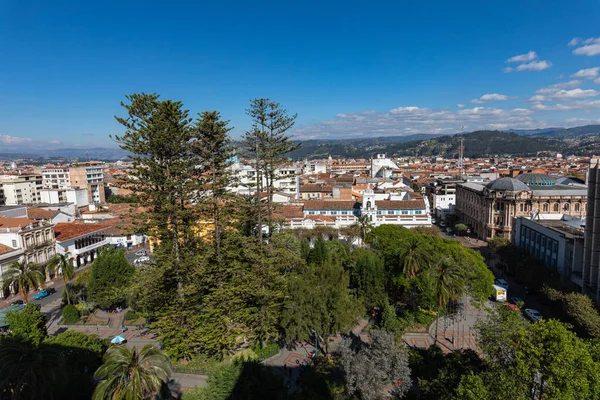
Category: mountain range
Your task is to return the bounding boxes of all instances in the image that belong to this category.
[1,125,599,161]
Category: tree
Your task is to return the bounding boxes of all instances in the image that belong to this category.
[308,237,329,266]
[397,236,430,279]
[1,261,44,302]
[93,345,173,400]
[347,249,387,308]
[454,223,468,235]
[431,257,462,345]
[338,330,412,399]
[475,307,600,400]
[0,337,66,399]
[87,247,134,308]
[280,260,362,346]
[354,215,374,245]
[112,93,197,264]
[192,110,235,257]
[47,252,74,304]
[243,99,299,239]
[6,303,47,346]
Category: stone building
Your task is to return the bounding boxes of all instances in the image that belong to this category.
[456,173,587,240]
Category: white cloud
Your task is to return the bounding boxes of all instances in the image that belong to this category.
[572,67,600,79]
[572,37,600,56]
[457,104,464,108]
[595,77,600,84]
[531,88,599,102]
[516,60,552,71]
[0,135,33,145]
[568,38,581,47]
[507,51,538,63]
[532,99,600,111]
[536,80,582,94]
[471,93,509,104]
[335,113,347,118]
[503,67,514,73]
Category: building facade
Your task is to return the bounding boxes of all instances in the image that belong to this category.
[0,174,43,205]
[512,216,584,288]
[583,158,600,299]
[456,174,587,240]
[69,162,106,204]
[0,217,56,266]
[42,166,71,189]
[54,223,111,268]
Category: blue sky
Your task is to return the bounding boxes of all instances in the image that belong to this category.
[1,0,600,148]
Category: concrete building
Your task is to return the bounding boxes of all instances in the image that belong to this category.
[0,174,43,205]
[40,187,89,207]
[456,173,587,240]
[41,166,71,189]
[0,217,56,266]
[0,244,24,298]
[512,216,585,288]
[426,178,462,223]
[371,154,400,179]
[68,163,106,204]
[583,158,600,299]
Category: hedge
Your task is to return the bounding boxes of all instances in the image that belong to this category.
[62,304,80,324]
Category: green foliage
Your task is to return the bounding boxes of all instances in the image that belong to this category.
[281,259,363,343]
[486,236,510,252]
[174,354,221,375]
[453,373,491,400]
[61,304,80,324]
[124,310,138,321]
[251,340,280,361]
[87,247,134,308]
[347,249,387,308]
[6,303,47,345]
[1,261,44,302]
[454,223,468,234]
[541,285,600,337]
[106,193,139,203]
[62,282,86,306]
[188,357,287,400]
[308,237,328,265]
[93,345,173,400]
[300,238,311,261]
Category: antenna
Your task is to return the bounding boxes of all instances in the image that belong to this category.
[458,126,465,179]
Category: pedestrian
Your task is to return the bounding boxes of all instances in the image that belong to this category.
[121,325,126,333]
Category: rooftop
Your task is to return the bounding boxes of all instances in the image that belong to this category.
[303,200,361,210]
[485,177,531,192]
[0,217,38,228]
[0,243,16,255]
[516,173,557,187]
[54,223,111,242]
[27,208,60,220]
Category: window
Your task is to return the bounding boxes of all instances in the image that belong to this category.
[387,210,395,215]
[564,203,570,211]
[416,210,422,214]
[543,203,549,212]
[553,203,559,212]
[520,204,524,212]
[402,210,408,215]
[12,240,17,248]
[575,203,580,212]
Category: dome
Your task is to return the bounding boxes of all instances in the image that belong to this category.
[515,173,557,187]
[485,177,531,192]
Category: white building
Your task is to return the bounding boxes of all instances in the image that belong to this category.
[0,244,24,298]
[0,217,56,267]
[371,154,400,179]
[40,188,89,207]
[0,174,43,205]
[41,166,71,189]
[54,223,111,268]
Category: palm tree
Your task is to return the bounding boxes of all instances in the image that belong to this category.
[398,237,430,279]
[46,252,74,304]
[1,261,44,302]
[93,345,173,400]
[0,337,67,399]
[431,257,462,345]
[354,215,373,245]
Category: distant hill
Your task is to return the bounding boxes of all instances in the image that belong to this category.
[0,147,129,161]
[509,127,564,136]
[528,125,600,139]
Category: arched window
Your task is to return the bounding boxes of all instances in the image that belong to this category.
[575,203,580,212]
[520,204,524,212]
[564,203,570,211]
[553,203,559,212]
[543,203,549,212]
[366,201,371,210]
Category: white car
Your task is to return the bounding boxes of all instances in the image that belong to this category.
[524,309,542,321]
[134,256,150,264]
[135,250,147,256]
[494,278,509,289]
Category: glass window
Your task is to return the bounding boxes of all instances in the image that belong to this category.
[387,210,394,215]
[575,203,580,212]
[543,203,549,212]
[416,210,422,214]
[564,203,570,211]
[11,240,17,247]
[402,210,408,215]
[553,203,559,212]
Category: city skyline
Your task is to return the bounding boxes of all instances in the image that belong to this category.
[1,0,600,149]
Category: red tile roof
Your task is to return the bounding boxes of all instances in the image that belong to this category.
[0,217,37,228]
[376,199,426,210]
[303,200,360,210]
[54,223,111,241]
[27,208,60,220]
[273,205,304,219]
[0,243,16,255]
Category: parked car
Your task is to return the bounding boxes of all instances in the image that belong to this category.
[494,278,509,290]
[503,303,520,311]
[135,250,147,256]
[134,256,150,264]
[33,289,49,300]
[524,308,542,321]
[510,297,524,308]
[10,300,24,306]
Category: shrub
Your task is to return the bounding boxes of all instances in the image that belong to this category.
[62,304,80,324]
[124,310,138,321]
[252,341,279,361]
[541,285,600,338]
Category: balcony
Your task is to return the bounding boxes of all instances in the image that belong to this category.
[71,239,109,256]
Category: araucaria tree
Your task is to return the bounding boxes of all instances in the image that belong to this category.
[243,98,299,238]
[191,111,235,257]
